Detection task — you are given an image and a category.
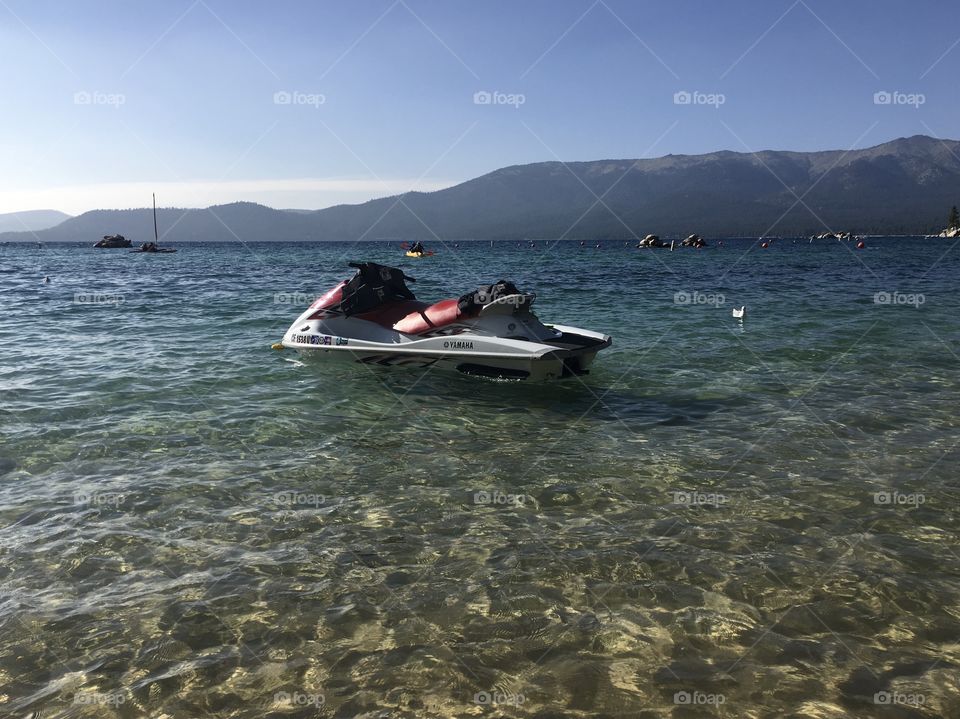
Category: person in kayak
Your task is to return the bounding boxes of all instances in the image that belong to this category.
[410,241,425,254]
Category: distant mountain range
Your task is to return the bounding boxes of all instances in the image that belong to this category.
[0,209,71,233]
[3,135,959,242]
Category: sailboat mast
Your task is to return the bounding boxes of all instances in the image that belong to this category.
[152,193,158,243]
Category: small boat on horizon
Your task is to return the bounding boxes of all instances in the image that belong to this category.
[402,241,432,257]
[637,234,668,248]
[129,194,177,253]
[130,241,176,253]
[681,233,707,248]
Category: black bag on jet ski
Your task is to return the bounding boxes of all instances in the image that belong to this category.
[339,262,416,316]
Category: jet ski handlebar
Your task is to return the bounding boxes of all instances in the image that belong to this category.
[347,261,415,282]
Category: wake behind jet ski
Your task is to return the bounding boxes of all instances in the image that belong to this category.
[279,262,611,381]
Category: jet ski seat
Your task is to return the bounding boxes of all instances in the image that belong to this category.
[393,298,465,335]
[354,299,429,328]
[306,263,479,334]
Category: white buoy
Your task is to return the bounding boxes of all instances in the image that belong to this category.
[732,306,745,319]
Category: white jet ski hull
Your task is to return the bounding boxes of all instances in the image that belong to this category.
[279,263,611,381]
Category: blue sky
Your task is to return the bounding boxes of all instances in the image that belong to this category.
[1,0,957,213]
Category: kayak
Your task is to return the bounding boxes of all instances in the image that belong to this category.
[405,251,433,257]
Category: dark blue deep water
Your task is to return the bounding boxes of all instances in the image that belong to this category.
[1,237,959,717]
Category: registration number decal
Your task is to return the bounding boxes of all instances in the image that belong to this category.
[292,334,348,346]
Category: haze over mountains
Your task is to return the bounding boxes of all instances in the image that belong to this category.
[4,136,958,243]
[0,210,72,233]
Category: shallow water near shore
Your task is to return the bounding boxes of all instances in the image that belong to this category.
[2,237,959,717]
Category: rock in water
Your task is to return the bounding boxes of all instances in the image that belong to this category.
[538,484,582,506]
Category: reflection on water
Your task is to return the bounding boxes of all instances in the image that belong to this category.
[1,239,959,717]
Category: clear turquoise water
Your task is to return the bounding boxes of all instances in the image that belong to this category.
[1,238,959,717]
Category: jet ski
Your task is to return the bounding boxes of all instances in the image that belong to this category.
[280,262,611,381]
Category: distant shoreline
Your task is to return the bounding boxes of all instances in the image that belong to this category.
[1,234,945,245]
